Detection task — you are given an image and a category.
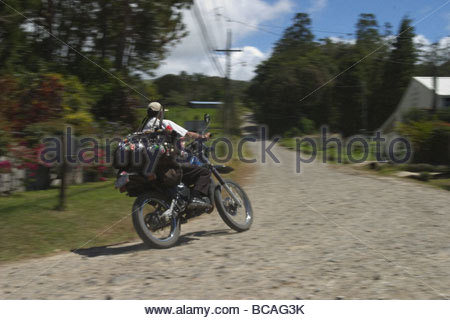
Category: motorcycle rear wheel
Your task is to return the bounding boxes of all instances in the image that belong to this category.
[132,192,180,249]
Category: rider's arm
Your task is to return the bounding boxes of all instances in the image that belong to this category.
[185,132,211,140]
[162,119,210,140]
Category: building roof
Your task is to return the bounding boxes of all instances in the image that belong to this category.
[188,101,223,105]
[414,77,450,96]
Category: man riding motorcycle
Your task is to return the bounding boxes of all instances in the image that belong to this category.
[143,102,212,210]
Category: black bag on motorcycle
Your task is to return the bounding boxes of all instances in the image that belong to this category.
[113,137,182,187]
[112,141,159,175]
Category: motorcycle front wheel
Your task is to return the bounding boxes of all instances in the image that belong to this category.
[214,179,253,232]
[132,192,180,249]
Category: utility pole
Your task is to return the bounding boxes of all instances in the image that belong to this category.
[215,29,242,134]
[432,42,439,114]
[57,129,67,211]
[433,70,438,113]
[361,80,368,135]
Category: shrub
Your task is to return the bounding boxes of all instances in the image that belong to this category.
[284,127,302,138]
[417,172,430,182]
[397,120,450,165]
[300,117,316,135]
[403,163,435,172]
[403,108,430,122]
[0,128,11,157]
[436,109,450,123]
[0,160,12,173]
[60,75,94,133]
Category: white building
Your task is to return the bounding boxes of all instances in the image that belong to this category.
[380,76,450,132]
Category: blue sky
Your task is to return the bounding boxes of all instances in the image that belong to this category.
[155,0,450,80]
[238,0,450,52]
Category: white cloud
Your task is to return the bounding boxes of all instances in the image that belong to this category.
[412,34,450,63]
[153,0,293,81]
[308,0,327,14]
[414,34,431,48]
[230,46,267,81]
[327,34,449,52]
[413,34,450,50]
[439,36,450,48]
[328,36,356,45]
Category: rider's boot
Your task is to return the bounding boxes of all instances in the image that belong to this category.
[188,191,211,211]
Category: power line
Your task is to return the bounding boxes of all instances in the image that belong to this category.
[191,1,225,77]
[220,0,232,29]
[373,58,416,65]
[197,1,220,55]
[215,29,242,133]
[0,0,152,101]
[314,29,354,36]
[225,17,281,36]
[221,16,354,37]
[259,22,354,36]
[211,2,226,46]
[298,0,450,103]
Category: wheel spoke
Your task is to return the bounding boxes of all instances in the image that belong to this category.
[220,182,251,225]
[141,199,174,240]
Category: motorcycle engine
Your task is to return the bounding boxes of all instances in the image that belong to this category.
[175,183,190,211]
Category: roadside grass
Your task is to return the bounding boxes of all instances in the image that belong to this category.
[280,136,378,163]
[0,181,137,264]
[362,163,450,191]
[136,106,220,132]
[281,136,450,191]
[370,163,450,187]
[429,179,450,191]
[210,135,254,182]
[0,141,254,264]
[0,106,254,264]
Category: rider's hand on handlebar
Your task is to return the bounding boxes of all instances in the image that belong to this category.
[203,132,211,140]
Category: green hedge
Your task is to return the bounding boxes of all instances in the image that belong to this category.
[397,120,450,165]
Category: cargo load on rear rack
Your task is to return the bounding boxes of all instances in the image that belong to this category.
[113,130,182,190]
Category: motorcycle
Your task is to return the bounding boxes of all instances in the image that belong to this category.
[114,114,253,249]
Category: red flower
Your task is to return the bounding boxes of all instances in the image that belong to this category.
[27,163,38,170]
[97,166,106,173]
[0,161,11,170]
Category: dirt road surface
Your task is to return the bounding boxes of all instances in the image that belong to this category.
[1,116,449,299]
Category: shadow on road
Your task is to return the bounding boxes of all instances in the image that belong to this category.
[73,242,148,258]
[72,229,233,257]
[179,229,233,243]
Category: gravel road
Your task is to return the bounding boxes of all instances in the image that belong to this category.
[1,115,449,299]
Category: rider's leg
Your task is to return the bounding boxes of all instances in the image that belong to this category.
[181,165,211,196]
[181,165,211,208]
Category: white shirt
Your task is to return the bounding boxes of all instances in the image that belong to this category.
[143,118,188,137]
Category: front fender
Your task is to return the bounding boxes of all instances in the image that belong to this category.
[214,165,234,174]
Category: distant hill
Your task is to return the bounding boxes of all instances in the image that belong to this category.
[152,72,248,107]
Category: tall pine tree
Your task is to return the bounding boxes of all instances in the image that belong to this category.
[375,17,416,129]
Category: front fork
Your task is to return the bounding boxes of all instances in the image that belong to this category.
[210,165,242,208]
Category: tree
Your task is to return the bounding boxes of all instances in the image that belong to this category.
[274,13,314,54]
[1,0,192,76]
[247,13,324,134]
[356,13,380,52]
[375,17,416,129]
[333,49,364,136]
[354,14,384,132]
[0,0,36,71]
